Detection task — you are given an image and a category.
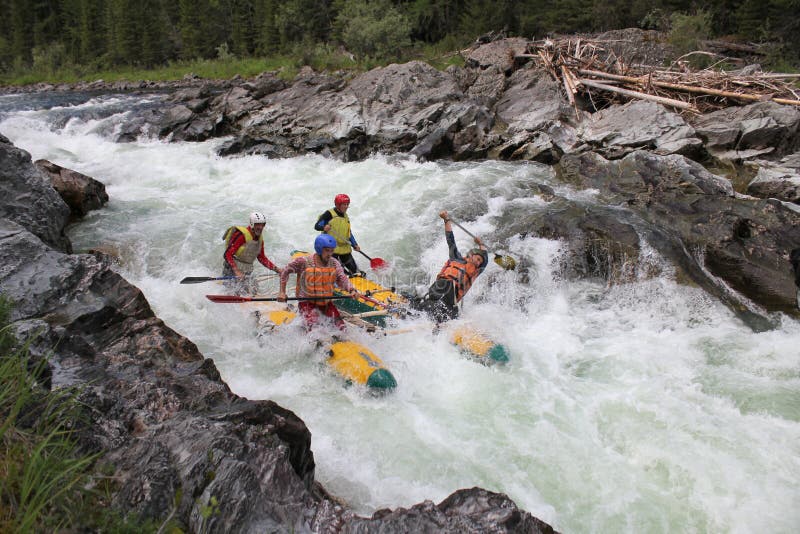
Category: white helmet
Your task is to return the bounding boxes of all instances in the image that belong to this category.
[249,212,267,226]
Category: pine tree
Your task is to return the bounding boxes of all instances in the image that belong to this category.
[406,0,465,43]
[179,0,206,59]
[0,0,11,69]
[138,0,171,66]
[735,0,768,40]
[10,0,34,64]
[229,0,257,56]
[255,0,280,54]
[105,0,138,64]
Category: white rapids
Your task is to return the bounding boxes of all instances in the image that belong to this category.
[1,93,799,533]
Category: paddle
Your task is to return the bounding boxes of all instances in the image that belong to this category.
[448,218,517,271]
[357,250,389,270]
[326,228,389,270]
[206,294,354,303]
[180,276,237,284]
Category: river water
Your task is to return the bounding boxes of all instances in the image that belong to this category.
[2,93,799,533]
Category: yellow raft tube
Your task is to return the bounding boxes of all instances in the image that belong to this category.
[250,301,397,390]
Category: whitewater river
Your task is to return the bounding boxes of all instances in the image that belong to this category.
[2,93,799,533]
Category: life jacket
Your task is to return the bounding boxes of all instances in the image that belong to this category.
[436,259,480,303]
[327,208,352,255]
[222,225,263,274]
[296,255,337,305]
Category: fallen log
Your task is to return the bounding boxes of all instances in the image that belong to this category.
[578,69,800,107]
[577,78,700,112]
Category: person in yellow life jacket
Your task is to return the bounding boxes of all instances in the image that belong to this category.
[222,212,282,293]
[314,193,363,276]
[413,210,488,323]
[278,234,360,331]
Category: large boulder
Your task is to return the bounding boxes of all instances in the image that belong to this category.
[34,159,109,218]
[490,67,577,163]
[346,487,556,533]
[229,67,365,160]
[465,37,529,73]
[577,100,703,159]
[495,68,572,135]
[746,152,800,204]
[691,102,800,161]
[0,138,71,252]
[546,151,800,326]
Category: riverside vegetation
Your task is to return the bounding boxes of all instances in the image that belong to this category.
[1,0,798,87]
[0,296,157,533]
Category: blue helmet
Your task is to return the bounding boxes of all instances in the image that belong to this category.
[315,233,337,255]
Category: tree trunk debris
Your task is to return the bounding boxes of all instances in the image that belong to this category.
[519,37,800,115]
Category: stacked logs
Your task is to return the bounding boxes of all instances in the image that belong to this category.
[518,37,800,114]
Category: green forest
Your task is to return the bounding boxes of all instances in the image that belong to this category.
[1,0,798,83]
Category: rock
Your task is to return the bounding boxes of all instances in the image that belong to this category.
[0,142,71,252]
[465,65,507,107]
[243,71,287,99]
[746,161,800,204]
[547,150,800,325]
[495,68,572,135]
[578,100,703,159]
[691,101,800,160]
[350,61,465,141]
[465,37,529,73]
[34,159,109,218]
[347,488,556,533]
[791,249,800,289]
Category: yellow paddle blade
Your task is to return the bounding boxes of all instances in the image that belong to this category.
[268,310,296,325]
[494,254,516,270]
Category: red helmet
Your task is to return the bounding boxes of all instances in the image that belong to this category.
[334,193,350,206]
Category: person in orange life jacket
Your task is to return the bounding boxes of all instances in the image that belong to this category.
[278,234,361,331]
[222,212,283,293]
[414,210,488,323]
[314,193,363,276]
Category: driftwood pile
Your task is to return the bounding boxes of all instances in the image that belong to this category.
[519,37,800,114]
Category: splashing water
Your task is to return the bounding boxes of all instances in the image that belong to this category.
[2,93,799,533]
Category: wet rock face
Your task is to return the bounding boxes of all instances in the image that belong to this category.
[34,159,109,218]
[0,142,71,252]
[746,152,800,204]
[550,151,800,326]
[691,102,800,162]
[346,487,557,533]
[0,218,324,530]
[465,37,529,73]
[577,100,703,159]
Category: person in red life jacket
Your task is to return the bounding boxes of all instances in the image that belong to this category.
[222,212,282,293]
[278,234,360,331]
[414,210,488,323]
[314,193,363,276]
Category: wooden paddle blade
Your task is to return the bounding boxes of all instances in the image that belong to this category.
[205,294,254,303]
[370,257,389,270]
[493,254,516,270]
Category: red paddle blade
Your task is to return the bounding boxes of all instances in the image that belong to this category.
[370,257,389,270]
[206,294,251,303]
